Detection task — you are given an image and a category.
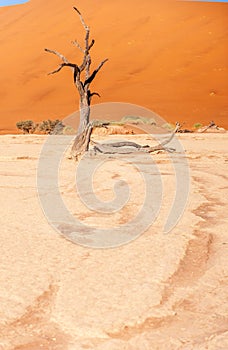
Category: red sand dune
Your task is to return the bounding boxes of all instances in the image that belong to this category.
[0,0,227,133]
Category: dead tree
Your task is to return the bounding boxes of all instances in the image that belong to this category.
[45,7,180,159]
[45,7,108,158]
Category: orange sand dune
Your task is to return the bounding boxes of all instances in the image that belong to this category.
[0,0,227,133]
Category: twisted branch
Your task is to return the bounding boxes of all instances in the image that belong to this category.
[84,58,109,87]
[47,62,79,76]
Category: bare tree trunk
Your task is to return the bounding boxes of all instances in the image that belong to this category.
[72,99,91,159]
[78,99,90,134]
[71,123,93,160]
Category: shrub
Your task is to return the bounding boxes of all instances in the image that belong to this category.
[39,119,65,134]
[62,125,77,135]
[121,115,156,125]
[162,123,175,131]
[193,123,203,129]
[91,120,110,127]
[91,120,124,128]
[16,120,37,134]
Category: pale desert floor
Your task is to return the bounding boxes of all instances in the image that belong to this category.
[0,133,228,349]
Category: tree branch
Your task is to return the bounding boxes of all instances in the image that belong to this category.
[84,58,108,87]
[73,7,89,32]
[72,6,95,80]
[88,91,101,103]
[48,64,65,75]
[200,120,217,133]
[90,91,101,98]
[159,122,180,146]
[44,48,69,63]
[73,7,90,50]
[47,62,80,77]
[71,40,84,53]
[79,48,92,72]
[88,39,95,51]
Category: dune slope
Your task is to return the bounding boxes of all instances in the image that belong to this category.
[0,0,227,133]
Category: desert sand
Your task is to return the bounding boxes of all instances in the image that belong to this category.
[0,132,227,349]
[0,0,228,133]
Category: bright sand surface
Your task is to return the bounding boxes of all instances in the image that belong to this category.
[0,0,228,133]
[0,132,227,349]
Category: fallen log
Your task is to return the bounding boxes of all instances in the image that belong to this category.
[91,123,179,155]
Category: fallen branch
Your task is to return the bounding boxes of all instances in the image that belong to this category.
[91,122,180,155]
[200,121,218,133]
